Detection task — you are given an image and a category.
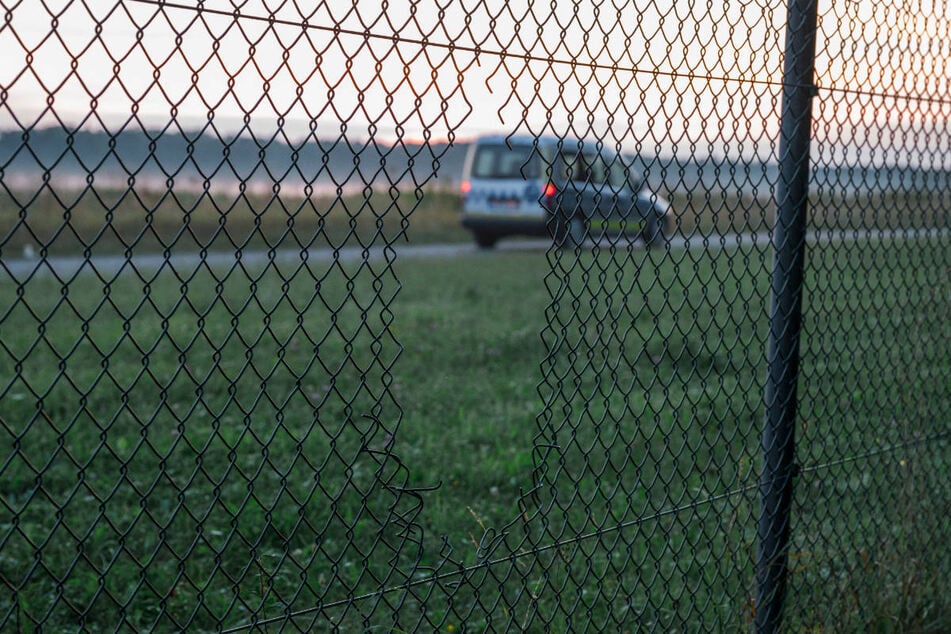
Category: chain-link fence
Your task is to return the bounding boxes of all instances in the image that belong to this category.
[1,0,949,631]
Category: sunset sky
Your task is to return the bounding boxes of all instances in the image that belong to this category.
[2,0,949,164]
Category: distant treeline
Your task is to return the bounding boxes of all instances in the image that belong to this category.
[0,126,469,192]
[3,126,949,197]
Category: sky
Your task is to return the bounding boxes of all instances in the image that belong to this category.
[1,0,950,165]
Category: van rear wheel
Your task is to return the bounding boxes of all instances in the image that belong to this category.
[474,231,499,249]
[643,215,670,248]
[552,213,586,249]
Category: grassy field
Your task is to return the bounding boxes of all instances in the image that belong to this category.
[0,233,948,631]
[666,187,951,237]
[0,186,471,258]
[3,183,950,261]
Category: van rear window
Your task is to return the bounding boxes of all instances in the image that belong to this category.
[471,144,540,179]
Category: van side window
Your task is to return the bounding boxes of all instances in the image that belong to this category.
[609,161,628,189]
[608,158,644,191]
[472,144,540,179]
[561,152,604,183]
[589,154,611,185]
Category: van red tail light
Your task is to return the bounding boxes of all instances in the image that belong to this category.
[541,183,557,209]
[460,180,471,194]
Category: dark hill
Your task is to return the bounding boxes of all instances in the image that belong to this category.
[0,126,470,191]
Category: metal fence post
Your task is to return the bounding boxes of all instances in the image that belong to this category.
[756,0,819,631]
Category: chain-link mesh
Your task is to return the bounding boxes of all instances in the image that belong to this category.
[1,0,948,631]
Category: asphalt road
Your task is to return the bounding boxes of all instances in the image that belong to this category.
[2,227,948,281]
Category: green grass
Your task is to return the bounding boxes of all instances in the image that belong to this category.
[0,235,948,631]
[0,186,470,257]
[3,183,950,261]
[666,188,951,236]
[786,237,951,632]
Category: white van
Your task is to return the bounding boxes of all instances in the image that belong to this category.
[460,135,670,248]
